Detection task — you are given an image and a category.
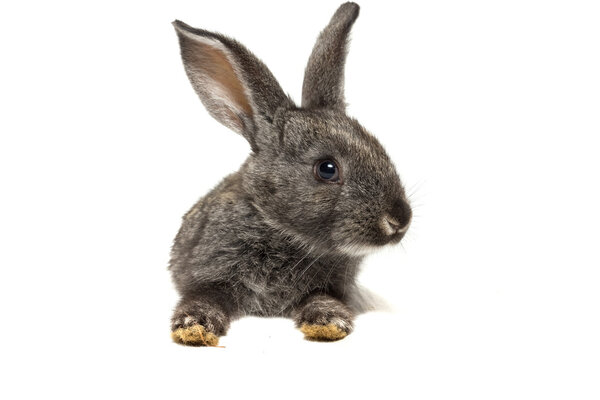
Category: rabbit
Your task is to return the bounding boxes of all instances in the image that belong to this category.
[169,2,412,346]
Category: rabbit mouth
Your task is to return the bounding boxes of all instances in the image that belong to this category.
[378,218,409,246]
[386,229,408,245]
[336,224,409,257]
[375,227,408,247]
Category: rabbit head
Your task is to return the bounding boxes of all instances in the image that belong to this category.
[173,2,411,257]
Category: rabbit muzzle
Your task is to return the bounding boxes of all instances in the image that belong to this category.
[380,198,412,242]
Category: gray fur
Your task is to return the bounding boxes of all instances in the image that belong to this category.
[294,294,354,334]
[169,2,412,344]
[302,2,359,110]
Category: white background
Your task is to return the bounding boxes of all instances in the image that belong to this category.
[1,0,599,399]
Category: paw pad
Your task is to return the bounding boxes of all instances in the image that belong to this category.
[171,324,219,347]
[300,323,348,342]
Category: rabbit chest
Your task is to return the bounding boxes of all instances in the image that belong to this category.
[170,178,360,316]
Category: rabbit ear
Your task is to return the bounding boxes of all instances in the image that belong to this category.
[301,2,360,111]
[173,21,293,151]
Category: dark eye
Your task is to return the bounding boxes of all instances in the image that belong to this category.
[314,159,341,183]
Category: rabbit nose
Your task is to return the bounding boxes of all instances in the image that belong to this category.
[381,199,412,236]
[382,215,409,235]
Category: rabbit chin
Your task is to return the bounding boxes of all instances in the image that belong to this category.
[337,231,408,257]
[337,243,381,258]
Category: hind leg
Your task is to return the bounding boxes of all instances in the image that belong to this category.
[171,291,233,347]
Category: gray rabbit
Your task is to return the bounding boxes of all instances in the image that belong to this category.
[170,2,412,346]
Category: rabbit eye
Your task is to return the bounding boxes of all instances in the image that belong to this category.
[314,159,341,183]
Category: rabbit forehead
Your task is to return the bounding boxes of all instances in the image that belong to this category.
[280,110,396,175]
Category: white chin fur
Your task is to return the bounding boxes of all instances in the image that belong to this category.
[337,243,380,258]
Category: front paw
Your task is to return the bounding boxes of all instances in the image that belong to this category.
[299,321,351,341]
[171,300,229,347]
[295,295,354,342]
[171,323,219,347]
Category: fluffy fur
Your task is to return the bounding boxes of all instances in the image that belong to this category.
[169,2,412,346]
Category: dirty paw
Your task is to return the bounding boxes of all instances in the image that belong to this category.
[171,297,230,346]
[171,311,224,347]
[171,324,219,347]
[295,295,354,342]
[300,321,350,342]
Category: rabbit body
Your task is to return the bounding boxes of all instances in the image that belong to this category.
[170,167,361,318]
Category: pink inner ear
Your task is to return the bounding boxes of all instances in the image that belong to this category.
[187,39,253,119]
